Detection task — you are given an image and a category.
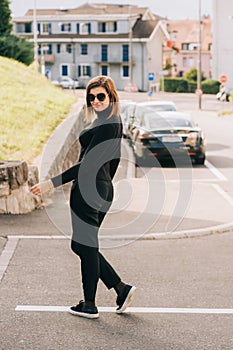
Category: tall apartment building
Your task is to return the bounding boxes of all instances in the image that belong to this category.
[13,3,169,91]
[212,0,233,89]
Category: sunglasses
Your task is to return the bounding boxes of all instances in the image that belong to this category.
[87,93,108,102]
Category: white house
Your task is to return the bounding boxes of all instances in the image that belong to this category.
[13,3,169,91]
[212,0,233,89]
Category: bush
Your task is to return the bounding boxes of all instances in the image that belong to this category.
[162,78,187,92]
[0,35,34,66]
[162,78,220,94]
[201,79,220,94]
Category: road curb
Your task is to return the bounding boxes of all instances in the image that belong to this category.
[99,221,233,241]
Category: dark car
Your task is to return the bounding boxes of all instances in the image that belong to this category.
[137,100,177,111]
[127,105,206,165]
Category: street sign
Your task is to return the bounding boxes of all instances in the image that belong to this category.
[220,75,227,83]
[159,70,169,76]
[148,72,154,81]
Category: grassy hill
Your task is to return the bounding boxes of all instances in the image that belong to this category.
[0,57,77,162]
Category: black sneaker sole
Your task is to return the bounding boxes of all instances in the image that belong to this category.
[116,286,136,314]
[69,307,99,319]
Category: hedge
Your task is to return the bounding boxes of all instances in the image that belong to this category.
[161,78,220,94]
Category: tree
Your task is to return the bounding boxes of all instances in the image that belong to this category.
[184,67,206,82]
[0,35,34,65]
[0,0,12,36]
[0,0,34,65]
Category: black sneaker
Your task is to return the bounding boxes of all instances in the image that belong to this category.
[116,285,136,314]
[69,300,99,319]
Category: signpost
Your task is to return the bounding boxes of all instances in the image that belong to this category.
[220,75,227,84]
[148,72,154,81]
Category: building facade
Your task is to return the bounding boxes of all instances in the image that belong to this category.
[163,16,212,80]
[13,3,169,91]
[212,0,233,89]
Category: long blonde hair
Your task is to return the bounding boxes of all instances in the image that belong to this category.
[85,75,120,123]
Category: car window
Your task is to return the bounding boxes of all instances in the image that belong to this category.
[145,113,192,129]
[138,103,176,112]
[153,104,176,111]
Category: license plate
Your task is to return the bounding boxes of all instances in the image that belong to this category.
[162,135,182,143]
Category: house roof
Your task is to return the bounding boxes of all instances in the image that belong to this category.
[24,2,149,17]
[132,19,160,38]
[167,16,212,51]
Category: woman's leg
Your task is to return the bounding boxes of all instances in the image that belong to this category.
[71,240,99,303]
[98,252,121,289]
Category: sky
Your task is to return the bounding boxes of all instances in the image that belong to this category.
[10,0,213,19]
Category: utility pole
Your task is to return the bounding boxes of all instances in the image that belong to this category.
[33,0,39,72]
[128,5,133,86]
[197,0,202,109]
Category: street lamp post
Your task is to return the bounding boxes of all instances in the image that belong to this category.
[128,5,133,86]
[33,0,38,72]
[197,0,202,109]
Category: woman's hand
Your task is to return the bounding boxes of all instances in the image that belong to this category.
[30,180,54,196]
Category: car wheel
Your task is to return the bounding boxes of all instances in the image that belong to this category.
[195,156,205,165]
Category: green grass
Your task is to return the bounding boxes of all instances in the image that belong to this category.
[0,56,77,163]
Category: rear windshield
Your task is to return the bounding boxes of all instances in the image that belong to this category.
[145,114,193,129]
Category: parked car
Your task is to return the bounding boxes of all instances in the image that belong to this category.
[121,100,177,139]
[120,100,135,138]
[126,104,206,165]
[137,100,177,111]
[51,77,80,89]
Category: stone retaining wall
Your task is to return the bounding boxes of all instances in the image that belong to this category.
[0,101,84,214]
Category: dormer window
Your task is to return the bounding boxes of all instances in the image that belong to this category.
[98,21,117,33]
[60,23,71,32]
[81,23,91,34]
[41,23,51,34]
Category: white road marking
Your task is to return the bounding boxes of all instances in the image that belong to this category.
[205,160,227,182]
[15,305,233,314]
[212,184,233,207]
[0,237,19,282]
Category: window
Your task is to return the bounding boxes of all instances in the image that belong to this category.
[101,45,108,62]
[47,44,52,55]
[57,44,61,53]
[38,44,51,55]
[60,23,71,32]
[37,23,41,34]
[78,65,91,77]
[61,65,69,76]
[24,23,32,33]
[183,57,194,67]
[182,43,189,50]
[122,65,129,77]
[98,21,117,33]
[101,65,108,76]
[81,44,88,55]
[42,23,51,34]
[182,42,198,51]
[66,44,72,54]
[122,45,129,62]
[76,23,80,34]
[183,57,188,67]
[189,43,198,51]
[81,23,91,34]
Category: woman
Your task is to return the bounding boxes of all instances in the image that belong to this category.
[30,76,136,319]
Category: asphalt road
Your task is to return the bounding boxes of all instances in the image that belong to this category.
[1,91,233,350]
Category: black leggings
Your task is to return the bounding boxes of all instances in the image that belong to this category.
[71,240,121,302]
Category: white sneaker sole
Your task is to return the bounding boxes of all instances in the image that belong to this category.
[69,308,99,319]
[116,286,137,314]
